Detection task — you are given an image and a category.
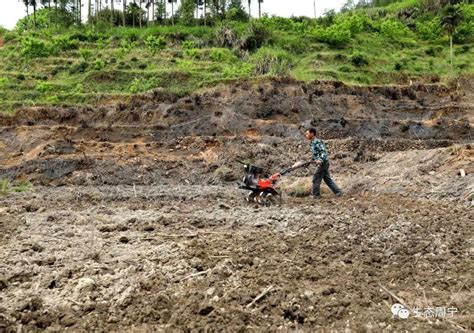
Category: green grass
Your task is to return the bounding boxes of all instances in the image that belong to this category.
[0,3,473,114]
[0,179,32,195]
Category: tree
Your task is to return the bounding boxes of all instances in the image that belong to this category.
[155,0,166,21]
[31,0,38,30]
[169,0,177,25]
[258,0,262,18]
[247,0,250,17]
[178,0,196,25]
[441,5,463,68]
[226,0,248,21]
[122,0,126,26]
[22,0,30,31]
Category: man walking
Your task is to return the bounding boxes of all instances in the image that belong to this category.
[304,127,343,199]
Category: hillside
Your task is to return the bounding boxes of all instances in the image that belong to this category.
[0,0,473,114]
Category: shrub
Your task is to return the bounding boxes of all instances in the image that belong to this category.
[79,48,92,61]
[339,65,351,73]
[416,17,442,40]
[52,35,79,52]
[380,18,413,40]
[275,35,308,54]
[208,48,237,62]
[181,40,196,49]
[144,35,166,55]
[350,51,369,67]
[425,45,443,56]
[45,95,60,103]
[313,25,352,47]
[184,48,199,59]
[239,22,272,52]
[69,61,89,74]
[93,59,106,70]
[20,37,51,59]
[36,81,53,92]
[250,47,293,75]
[214,25,238,48]
[455,45,470,55]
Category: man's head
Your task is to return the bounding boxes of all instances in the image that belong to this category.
[304,127,317,140]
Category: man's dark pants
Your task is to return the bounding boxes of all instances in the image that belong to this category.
[312,161,342,197]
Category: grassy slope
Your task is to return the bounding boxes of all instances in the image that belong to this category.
[0,1,473,114]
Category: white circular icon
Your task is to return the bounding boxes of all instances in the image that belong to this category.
[398,308,410,319]
[391,303,404,316]
[391,303,410,319]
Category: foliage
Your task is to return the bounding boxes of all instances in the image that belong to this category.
[15,7,75,32]
[416,17,442,40]
[177,0,196,26]
[379,18,414,40]
[144,35,166,55]
[0,179,32,195]
[20,37,51,59]
[250,47,293,75]
[350,51,369,67]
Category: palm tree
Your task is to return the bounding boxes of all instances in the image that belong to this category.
[247,0,250,17]
[110,0,114,25]
[31,0,38,30]
[442,5,463,69]
[21,0,30,31]
[258,0,262,18]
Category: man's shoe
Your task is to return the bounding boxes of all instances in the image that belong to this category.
[313,195,321,199]
[335,192,343,197]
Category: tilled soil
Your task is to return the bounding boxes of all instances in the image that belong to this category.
[0,79,473,331]
[0,186,473,332]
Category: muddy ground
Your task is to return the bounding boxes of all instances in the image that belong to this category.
[0,78,473,331]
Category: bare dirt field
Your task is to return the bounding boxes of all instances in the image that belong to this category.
[1,78,473,331]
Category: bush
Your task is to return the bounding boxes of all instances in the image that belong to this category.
[181,40,196,49]
[52,35,79,52]
[455,45,470,55]
[453,21,474,43]
[0,77,8,88]
[214,25,238,48]
[350,51,369,67]
[144,35,166,55]
[36,81,53,93]
[416,17,442,40]
[339,65,351,73]
[380,18,413,40]
[69,61,89,74]
[20,37,51,59]
[313,25,352,47]
[425,45,443,56]
[250,47,293,75]
[184,48,199,59]
[239,22,272,52]
[208,48,237,62]
[275,35,308,54]
[79,48,92,61]
[93,59,106,70]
